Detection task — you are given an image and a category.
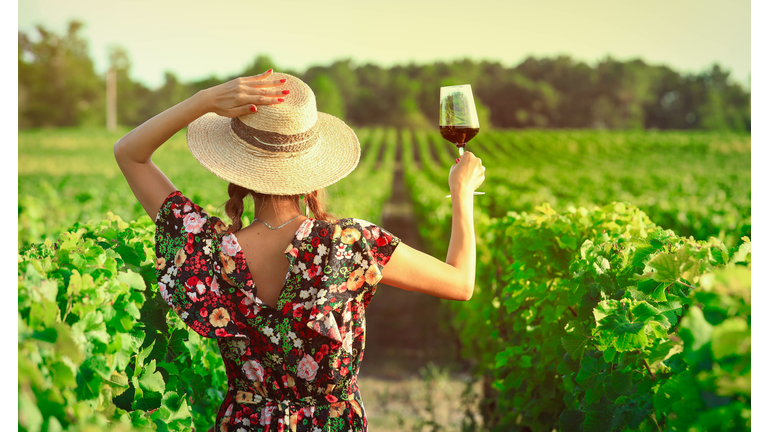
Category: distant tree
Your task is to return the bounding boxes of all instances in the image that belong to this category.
[107,45,152,126]
[18,20,103,128]
[309,74,345,120]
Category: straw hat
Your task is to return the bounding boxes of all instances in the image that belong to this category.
[186,73,360,195]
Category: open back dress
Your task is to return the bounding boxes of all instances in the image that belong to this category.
[154,191,400,431]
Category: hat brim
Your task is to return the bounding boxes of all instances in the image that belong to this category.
[186,111,360,195]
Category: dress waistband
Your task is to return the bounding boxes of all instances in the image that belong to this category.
[229,383,361,425]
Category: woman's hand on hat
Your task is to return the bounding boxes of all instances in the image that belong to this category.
[198,69,288,118]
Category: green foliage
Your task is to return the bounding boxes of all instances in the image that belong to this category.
[18,214,226,432]
[19,21,104,128]
[446,202,750,431]
[309,73,346,120]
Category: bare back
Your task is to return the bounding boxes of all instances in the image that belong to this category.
[231,217,308,309]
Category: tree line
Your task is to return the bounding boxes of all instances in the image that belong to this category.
[19,21,750,131]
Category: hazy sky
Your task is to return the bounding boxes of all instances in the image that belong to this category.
[18,0,751,89]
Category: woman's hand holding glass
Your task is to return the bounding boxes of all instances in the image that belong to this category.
[448,152,486,197]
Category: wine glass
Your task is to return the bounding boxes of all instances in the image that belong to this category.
[440,84,484,196]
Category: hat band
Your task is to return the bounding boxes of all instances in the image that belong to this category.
[231,118,318,153]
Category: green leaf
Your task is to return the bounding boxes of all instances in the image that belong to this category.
[647,251,683,282]
[138,359,166,393]
[680,307,713,352]
[559,410,585,432]
[575,357,604,389]
[582,403,617,432]
[630,301,661,324]
[117,270,146,291]
[609,371,632,395]
[562,325,591,362]
[711,317,750,359]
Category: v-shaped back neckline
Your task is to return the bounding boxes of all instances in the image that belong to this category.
[230,217,314,310]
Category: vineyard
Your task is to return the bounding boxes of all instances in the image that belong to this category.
[19,127,751,431]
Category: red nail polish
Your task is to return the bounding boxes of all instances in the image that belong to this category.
[250,105,257,112]
[278,98,285,102]
[282,90,290,94]
[280,79,287,83]
[267,68,273,73]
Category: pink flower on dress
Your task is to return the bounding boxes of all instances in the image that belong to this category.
[296,220,313,240]
[260,405,277,426]
[210,277,220,296]
[297,354,319,381]
[183,212,207,234]
[158,282,172,304]
[221,234,241,256]
[242,360,265,382]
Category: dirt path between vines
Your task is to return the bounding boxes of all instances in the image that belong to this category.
[357,133,483,431]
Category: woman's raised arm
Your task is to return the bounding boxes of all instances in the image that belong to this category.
[380,152,485,301]
[113,69,287,220]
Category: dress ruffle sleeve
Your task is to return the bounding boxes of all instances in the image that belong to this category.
[154,191,249,339]
[303,218,401,342]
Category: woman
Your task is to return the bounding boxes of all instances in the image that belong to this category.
[114,69,485,431]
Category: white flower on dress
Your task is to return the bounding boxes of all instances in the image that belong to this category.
[263,326,274,337]
[242,360,265,382]
[221,234,241,256]
[287,331,296,340]
[294,339,304,349]
[309,287,318,295]
[183,203,192,212]
[161,273,172,285]
[344,250,354,260]
[296,220,313,240]
[270,334,280,345]
[342,331,354,354]
[316,244,328,256]
[300,290,309,299]
[353,252,363,264]
[183,212,207,234]
[260,406,277,426]
[314,254,322,265]
[158,282,172,304]
[321,275,329,282]
[181,311,189,320]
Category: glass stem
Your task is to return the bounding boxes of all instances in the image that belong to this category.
[458,146,465,157]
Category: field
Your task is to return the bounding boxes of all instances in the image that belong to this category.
[18,127,751,431]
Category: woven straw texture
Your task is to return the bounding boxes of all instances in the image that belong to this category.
[186,73,360,195]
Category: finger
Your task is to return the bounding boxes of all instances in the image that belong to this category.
[242,95,286,106]
[233,104,258,117]
[243,88,291,97]
[243,69,273,80]
[246,78,288,89]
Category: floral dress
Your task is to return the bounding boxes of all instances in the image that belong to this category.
[154,192,400,432]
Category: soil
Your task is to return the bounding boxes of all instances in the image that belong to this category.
[356,136,482,431]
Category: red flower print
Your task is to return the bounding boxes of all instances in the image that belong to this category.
[325,394,338,403]
[312,237,320,247]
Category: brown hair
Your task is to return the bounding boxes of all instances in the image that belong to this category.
[225,183,335,233]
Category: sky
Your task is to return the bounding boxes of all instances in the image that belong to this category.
[18,0,751,90]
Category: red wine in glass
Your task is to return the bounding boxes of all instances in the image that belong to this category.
[439,125,480,153]
[439,85,484,195]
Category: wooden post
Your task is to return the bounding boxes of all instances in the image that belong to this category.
[106,67,117,132]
